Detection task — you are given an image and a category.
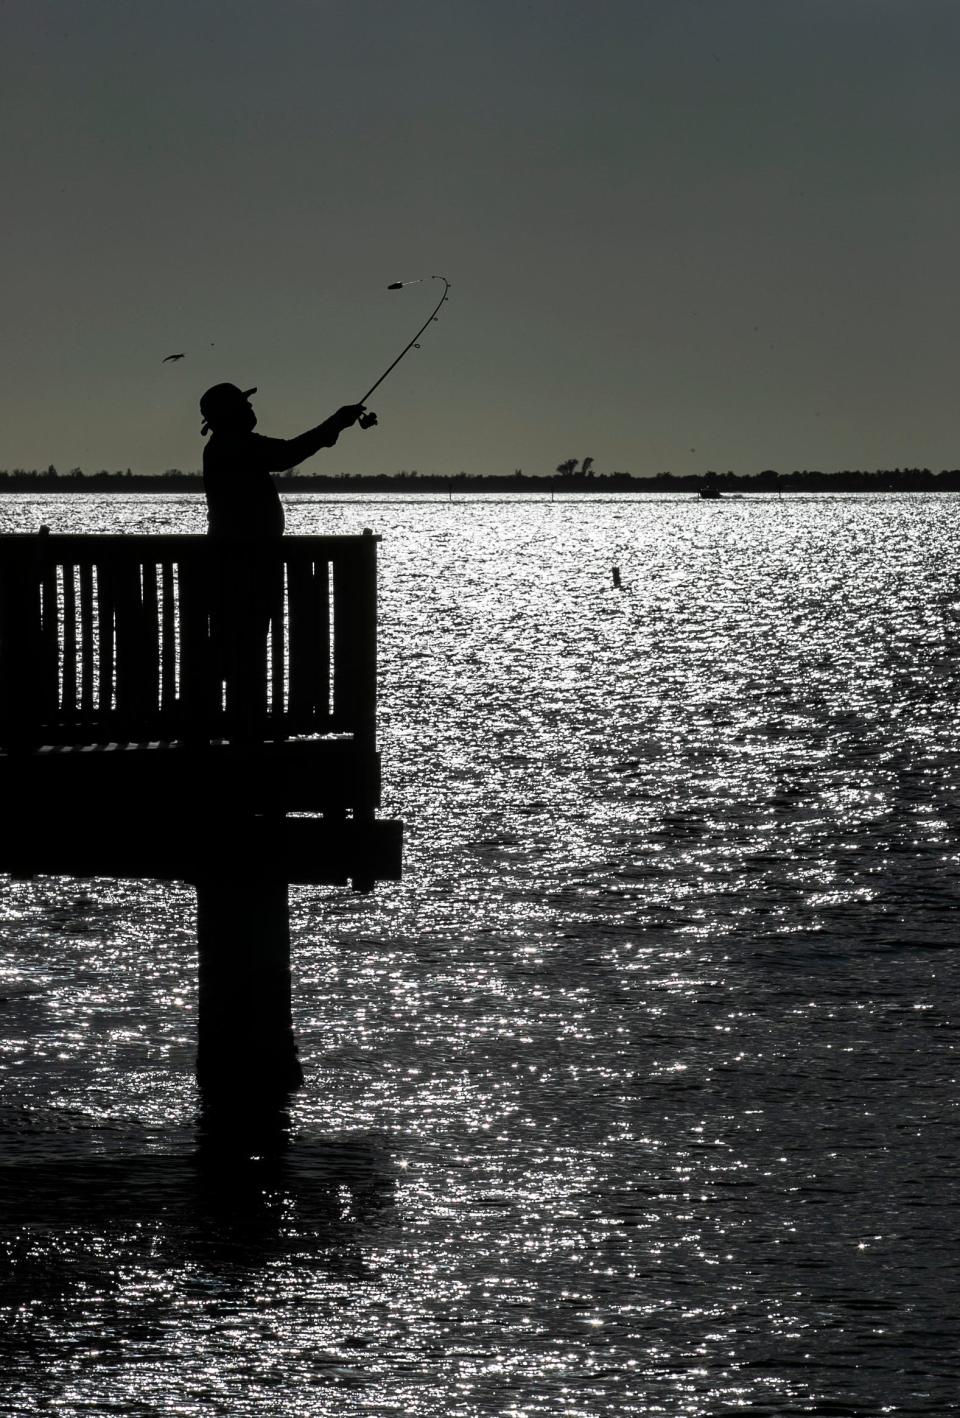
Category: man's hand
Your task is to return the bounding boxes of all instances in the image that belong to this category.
[334,404,368,429]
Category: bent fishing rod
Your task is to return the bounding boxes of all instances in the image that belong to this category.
[356,275,450,428]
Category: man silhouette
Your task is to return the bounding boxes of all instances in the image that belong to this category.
[198,384,367,730]
[199,383,368,536]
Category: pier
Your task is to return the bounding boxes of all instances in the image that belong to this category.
[0,531,402,1098]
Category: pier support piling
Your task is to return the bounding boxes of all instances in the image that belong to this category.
[196,874,303,1098]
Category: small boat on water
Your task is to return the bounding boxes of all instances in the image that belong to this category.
[697,488,722,500]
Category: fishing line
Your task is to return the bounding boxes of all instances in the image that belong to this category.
[357,275,450,428]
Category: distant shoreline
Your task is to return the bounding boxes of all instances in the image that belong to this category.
[1,470,959,494]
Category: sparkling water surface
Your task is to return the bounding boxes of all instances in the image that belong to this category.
[1,493,958,1416]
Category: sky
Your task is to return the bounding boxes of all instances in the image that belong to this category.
[2,0,959,478]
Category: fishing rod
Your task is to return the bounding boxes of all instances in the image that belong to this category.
[356,275,450,428]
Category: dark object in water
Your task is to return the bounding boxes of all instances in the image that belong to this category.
[612,566,621,588]
[698,488,722,500]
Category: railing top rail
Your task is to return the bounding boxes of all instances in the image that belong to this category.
[0,533,381,550]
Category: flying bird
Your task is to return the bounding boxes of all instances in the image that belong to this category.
[162,352,186,363]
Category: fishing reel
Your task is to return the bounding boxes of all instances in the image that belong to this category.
[358,411,378,429]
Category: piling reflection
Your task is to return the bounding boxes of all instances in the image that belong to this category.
[194,1099,398,1255]
[0,1109,398,1376]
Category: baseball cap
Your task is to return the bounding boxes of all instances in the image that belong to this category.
[199,383,257,416]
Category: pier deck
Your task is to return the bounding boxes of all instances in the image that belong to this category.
[0,532,401,889]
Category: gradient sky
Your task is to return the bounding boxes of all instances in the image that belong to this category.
[2,0,959,477]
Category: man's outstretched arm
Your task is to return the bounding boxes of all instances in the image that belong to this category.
[258,405,367,471]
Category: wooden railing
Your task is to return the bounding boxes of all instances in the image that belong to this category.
[0,534,378,749]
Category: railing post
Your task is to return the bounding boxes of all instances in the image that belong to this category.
[356,531,378,759]
[0,541,43,751]
[333,532,378,760]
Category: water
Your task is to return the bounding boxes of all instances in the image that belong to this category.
[1,492,958,1416]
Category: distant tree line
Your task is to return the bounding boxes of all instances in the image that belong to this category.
[2,463,960,493]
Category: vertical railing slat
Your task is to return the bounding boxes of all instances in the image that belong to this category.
[79,561,95,718]
[37,555,59,721]
[177,545,218,742]
[160,561,177,719]
[269,554,286,732]
[287,551,316,727]
[332,549,350,727]
[113,556,143,737]
[219,544,267,739]
[96,561,115,732]
[141,559,160,728]
[332,542,375,739]
[61,564,77,718]
[315,556,331,729]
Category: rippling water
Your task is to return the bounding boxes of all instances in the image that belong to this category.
[1,492,958,1416]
